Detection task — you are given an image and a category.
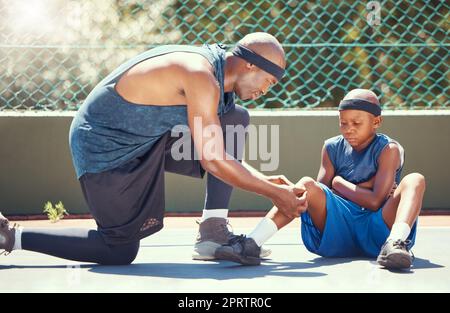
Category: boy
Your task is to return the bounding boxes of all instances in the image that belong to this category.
[215,89,426,269]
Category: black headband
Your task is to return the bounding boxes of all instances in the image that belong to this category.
[232,43,285,81]
[339,99,382,116]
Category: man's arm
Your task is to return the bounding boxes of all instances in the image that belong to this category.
[317,145,335,188]
[241,161,267,180]
[182,70,306,218]
[331,143,401,211]
[241,161,295,186]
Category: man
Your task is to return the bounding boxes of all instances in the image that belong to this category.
[1,32,307,265]
[216,89,425,269]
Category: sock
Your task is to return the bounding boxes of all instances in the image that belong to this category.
[201,209,229,222]
[248,218,278,247]
[13,226,23,250]
[387,222,411,242]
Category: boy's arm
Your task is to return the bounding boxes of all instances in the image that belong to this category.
[331,143,401,211]
[317,145,335,188]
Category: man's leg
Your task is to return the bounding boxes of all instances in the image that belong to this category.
[377,173,426,269]
[195,105,253,259]
[215,176,326,265]
[203,105,250,214]
[0,135,172,265]
[164,105,268,260]
[0,213,139,265]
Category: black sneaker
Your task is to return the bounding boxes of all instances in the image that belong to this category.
[192,218,271,261]
[215,235,261,266]
[377,239,414,269]
[0,212,17,255]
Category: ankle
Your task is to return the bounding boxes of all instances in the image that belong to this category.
[13,226,23,250]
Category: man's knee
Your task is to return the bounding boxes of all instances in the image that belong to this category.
[101,243,140,266]
[401,173,426,192]
[227,105,250,128]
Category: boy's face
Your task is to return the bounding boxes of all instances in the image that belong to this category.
[339,110,381,149]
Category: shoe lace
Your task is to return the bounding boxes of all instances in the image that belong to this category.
[228,234,246,246]
[196,218,235,243]
[0,219,19,256]
[195,219,234,234]
[392,239,415,260]
[392,239,410,249]
[220,219,235,237]
[0,218,9,229]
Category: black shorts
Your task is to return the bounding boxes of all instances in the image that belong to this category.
[79,131,205,245]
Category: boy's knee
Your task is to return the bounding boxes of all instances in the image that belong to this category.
[296,176,318,190]
[402,173,426,191]
[225,105,250,128]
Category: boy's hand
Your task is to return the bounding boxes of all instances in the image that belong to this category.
[388,182,398,198]
[331,176,347,198]
[265,175,294,186]
[357,175,376,189]
[357,176,396,198]
[331,175,343,191]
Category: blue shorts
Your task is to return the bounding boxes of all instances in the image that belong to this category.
[79,132,205,245]
[300,183,417,258]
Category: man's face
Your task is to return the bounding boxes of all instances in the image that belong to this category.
[234,66,277,101]
[339,110,381,149]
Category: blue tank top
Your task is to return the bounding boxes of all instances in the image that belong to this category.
[325,133,405,185]
[69,44,235,179]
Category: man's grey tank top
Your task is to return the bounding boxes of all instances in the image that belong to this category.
[69,44,235,179]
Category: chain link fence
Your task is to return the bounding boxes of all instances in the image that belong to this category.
[0,0,448,111]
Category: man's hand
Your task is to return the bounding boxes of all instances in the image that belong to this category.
[271,185,308,219]
[265,175,294,186]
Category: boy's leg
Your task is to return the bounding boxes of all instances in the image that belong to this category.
[295,177,327,232]
[215,176,326,265]
[249,176,327,245]
[377,173,426,269]
[381,173,426,228]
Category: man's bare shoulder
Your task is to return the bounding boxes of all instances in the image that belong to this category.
[176,53,219,93]
[174,52,214,75]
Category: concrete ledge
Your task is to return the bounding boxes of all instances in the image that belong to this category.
[1,110,449,215]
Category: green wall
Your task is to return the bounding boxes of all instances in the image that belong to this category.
[1,111,449,215]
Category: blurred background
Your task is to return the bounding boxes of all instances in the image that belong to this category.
[0,0,448,111]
